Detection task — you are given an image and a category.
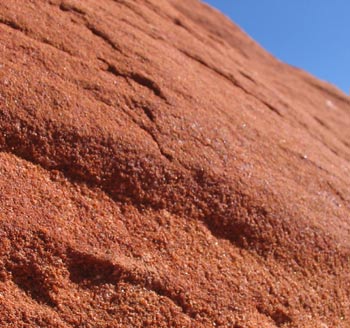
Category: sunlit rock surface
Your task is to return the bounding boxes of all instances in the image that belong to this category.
[0,1,350,327]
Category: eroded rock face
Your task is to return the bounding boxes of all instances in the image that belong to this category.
[0,0,349,327]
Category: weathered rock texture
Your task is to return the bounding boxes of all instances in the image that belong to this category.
[0,0,350,327]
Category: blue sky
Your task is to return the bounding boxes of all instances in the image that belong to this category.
[204,1,350,94]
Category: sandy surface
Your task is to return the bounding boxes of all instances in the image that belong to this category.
[0,0,350,327]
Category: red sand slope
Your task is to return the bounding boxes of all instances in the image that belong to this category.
[1,1,350,327]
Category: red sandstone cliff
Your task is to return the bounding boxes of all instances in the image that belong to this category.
[1,1,350,327]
